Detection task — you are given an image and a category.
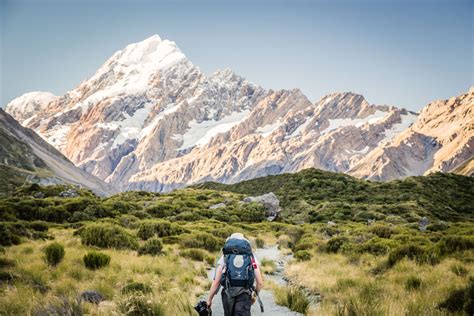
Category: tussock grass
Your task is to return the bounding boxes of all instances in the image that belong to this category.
[0,229,208,315]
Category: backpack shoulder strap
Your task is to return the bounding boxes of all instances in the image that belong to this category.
[250,254,257,270]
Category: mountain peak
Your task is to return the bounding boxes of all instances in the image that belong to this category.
[113,35,186,71]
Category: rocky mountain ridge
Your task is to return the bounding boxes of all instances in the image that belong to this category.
[0,109,116,196]
[5,34,473,191]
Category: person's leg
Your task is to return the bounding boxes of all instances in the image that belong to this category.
[233,293,252,316]
[221,289,233,316]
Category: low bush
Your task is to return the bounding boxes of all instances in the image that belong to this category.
[438,235,474,256]
[0,222,23,246]
[121,282,152,294]
[180,249,206,261]
[405,276,422,291]
[83,251,111,270]
[294,250,311,261]
[79,224,138,250]
[370,225,393,238]
[388,244,439,267]
[180,233,221,252]
[465,278,474,315]
[0,257,15,268]
[322,236,349,253]
[138,238,163,256]
[43,242,65,267]
[438,288,467,313]
[358,238,398,256]
[255,237,265,248]
[137,221,184,240]
[137,223,155,240]
[0,270,16,283]
[28,221,49,232]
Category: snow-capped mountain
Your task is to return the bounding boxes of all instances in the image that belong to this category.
[5,35,472,191]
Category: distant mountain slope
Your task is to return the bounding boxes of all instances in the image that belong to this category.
[452,157,474,176]
[196,168,474,222]
[349,88,473,180]
[0,109,116,196]
[5,34,472,191]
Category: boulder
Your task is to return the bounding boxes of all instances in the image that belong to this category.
[419,217,429,231]
[80,290,104,304]
[209,202,226,210]
[242,192,281,221]
[59,189,79,198]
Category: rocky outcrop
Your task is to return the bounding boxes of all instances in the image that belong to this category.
[243,192,281,221]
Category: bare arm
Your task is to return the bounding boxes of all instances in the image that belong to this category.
[254,265,264,293]
[207,265,223,307]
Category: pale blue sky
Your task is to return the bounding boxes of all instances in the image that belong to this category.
[0,0,472,111]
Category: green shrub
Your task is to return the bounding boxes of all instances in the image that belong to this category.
[465,278,474,315]
[43,242,65,267]
[438,236,474,256]
[180,249,206,261]
[79,224,138,249]
[196,194,208,201]
[0,257,15,268]
[358,238,398,256]
[132,211,151,220]
[83,251,111,270]
[180,233,221,252]
[162,236,181,244]
[137,222,155,240]
[294,250,311,261]
[285,226,305,248]
[138,238,163,256]
[318,226,339,237]
[239,202,266,222]
[427,222,448,232]
[438,288,466,312]
[405,276,422,291]
[370,225,393,238]
[121,282,152,294]
[255,237,265,248]
[137,221,184,240]
[0,223,22,246]
[323,236,349,253]
[0,270,16,283]
[28,221,49,232]
[388,244,439,267]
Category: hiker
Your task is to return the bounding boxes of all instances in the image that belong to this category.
[207,232,264,316]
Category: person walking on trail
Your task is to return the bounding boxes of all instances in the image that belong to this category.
[207,232,264,316]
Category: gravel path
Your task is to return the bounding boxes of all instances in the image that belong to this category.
[205,246,301,316]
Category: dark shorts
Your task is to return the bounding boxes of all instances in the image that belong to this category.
[222,290,252,316]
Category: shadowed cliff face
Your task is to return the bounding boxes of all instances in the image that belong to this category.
[0,109,116,196]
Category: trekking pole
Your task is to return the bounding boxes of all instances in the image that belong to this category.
[256,291,264,312]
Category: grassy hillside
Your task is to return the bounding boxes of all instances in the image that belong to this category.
[0,169,473,315]
[196,169,474,222]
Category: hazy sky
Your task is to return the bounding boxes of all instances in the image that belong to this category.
[0,0,472,111]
